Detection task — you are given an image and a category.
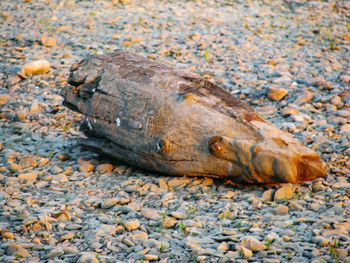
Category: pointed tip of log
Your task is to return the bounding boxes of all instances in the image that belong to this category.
[208,134,327,184]
[249,121,327,184]
[294,155,327,183]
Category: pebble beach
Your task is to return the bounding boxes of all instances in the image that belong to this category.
[0,0,349,262]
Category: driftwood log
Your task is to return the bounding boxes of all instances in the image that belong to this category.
[62,51,327,184]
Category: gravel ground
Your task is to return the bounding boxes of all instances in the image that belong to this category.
[0,0,349,262]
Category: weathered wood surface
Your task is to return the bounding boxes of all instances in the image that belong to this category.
[62,51,327,184]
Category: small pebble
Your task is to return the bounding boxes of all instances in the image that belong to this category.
[79,161,94,173]
[40,35,57,47]
[340,124,350,134]
[237,245,253,258]
[294,89,314,105]
[14,247,31,258]
[77,252,99,263]
[144,254,159,261]
[60,232,75,241]
[47,247,64,258]
[124,220,140,231]
[267,86,288,101]
[96,163,114,173]
[261,189,275,202]
[240,236,266,252]
[2,231,14,240]
[18,172,39,183]
[273,205,289,215]
[20,60,50,77]
[141,208,161,220]
[274,185,294,201]
[217,242,229,252]
[161,217,177,228]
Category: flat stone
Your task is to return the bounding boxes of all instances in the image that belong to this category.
[309,202,320,211]
[273,75,291,84]
[39,158,50,167]
[13,247,31,258]
[2,230,14,240]
[63,246,79,254]
[167,177,192,188]
[261,189,275,201]
[281,107,299,117]
[21,60,50,77]
[311,77,333,90]
[144,254,159,261]
[52,173,68,183]
[170,211,188,219]
[23,216,37,226]
[30,101,43,113]
[240,236,266,252]
[274,185,294,201]
[128,202,141,212]
[333,182,350,189]
[264,259,280,263]
[79,161,94,173]
[291,113,312,123]
[217,242,229,252]
[141,208,161,220]
[101,198,120,209]
[66,224,83,230]
[47,247,64,258]
[124,220,140,231]
[10,163,22,172]
[201,178,214,186]
[7,200,22,210]
[340,75,350,83]
[19,157,38,169]
[40,35,57,47]
[336,110,350,118]
[330,95,342,106]
[222,190,236,199]
[273,205,289,215]
[267,87,288,101]
[161,217,177,228]
[122,238,135,247]
[55,211,71,222]
[312,181,327,192]
[6,74,21,86]
[312,236,329,247]
[130,230,148,240]
[18,172,38,183]
[237,245,253,258]
[294,89,314,105]
[336,248,348,258]
[95,163,114,173]
[226,251,240,259]
[340,124,350,134]
[197,256,207,262]
[60,232,75,241]
[283,235,291,242]
[289,201,303,210]
[334,222,350,231]
[77,252,99,263]
[0,94,10,106]
[265,232,279,242]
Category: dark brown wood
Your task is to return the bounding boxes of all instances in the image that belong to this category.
[62,51,327,184]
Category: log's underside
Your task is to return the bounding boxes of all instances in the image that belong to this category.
[62,51,327,184]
